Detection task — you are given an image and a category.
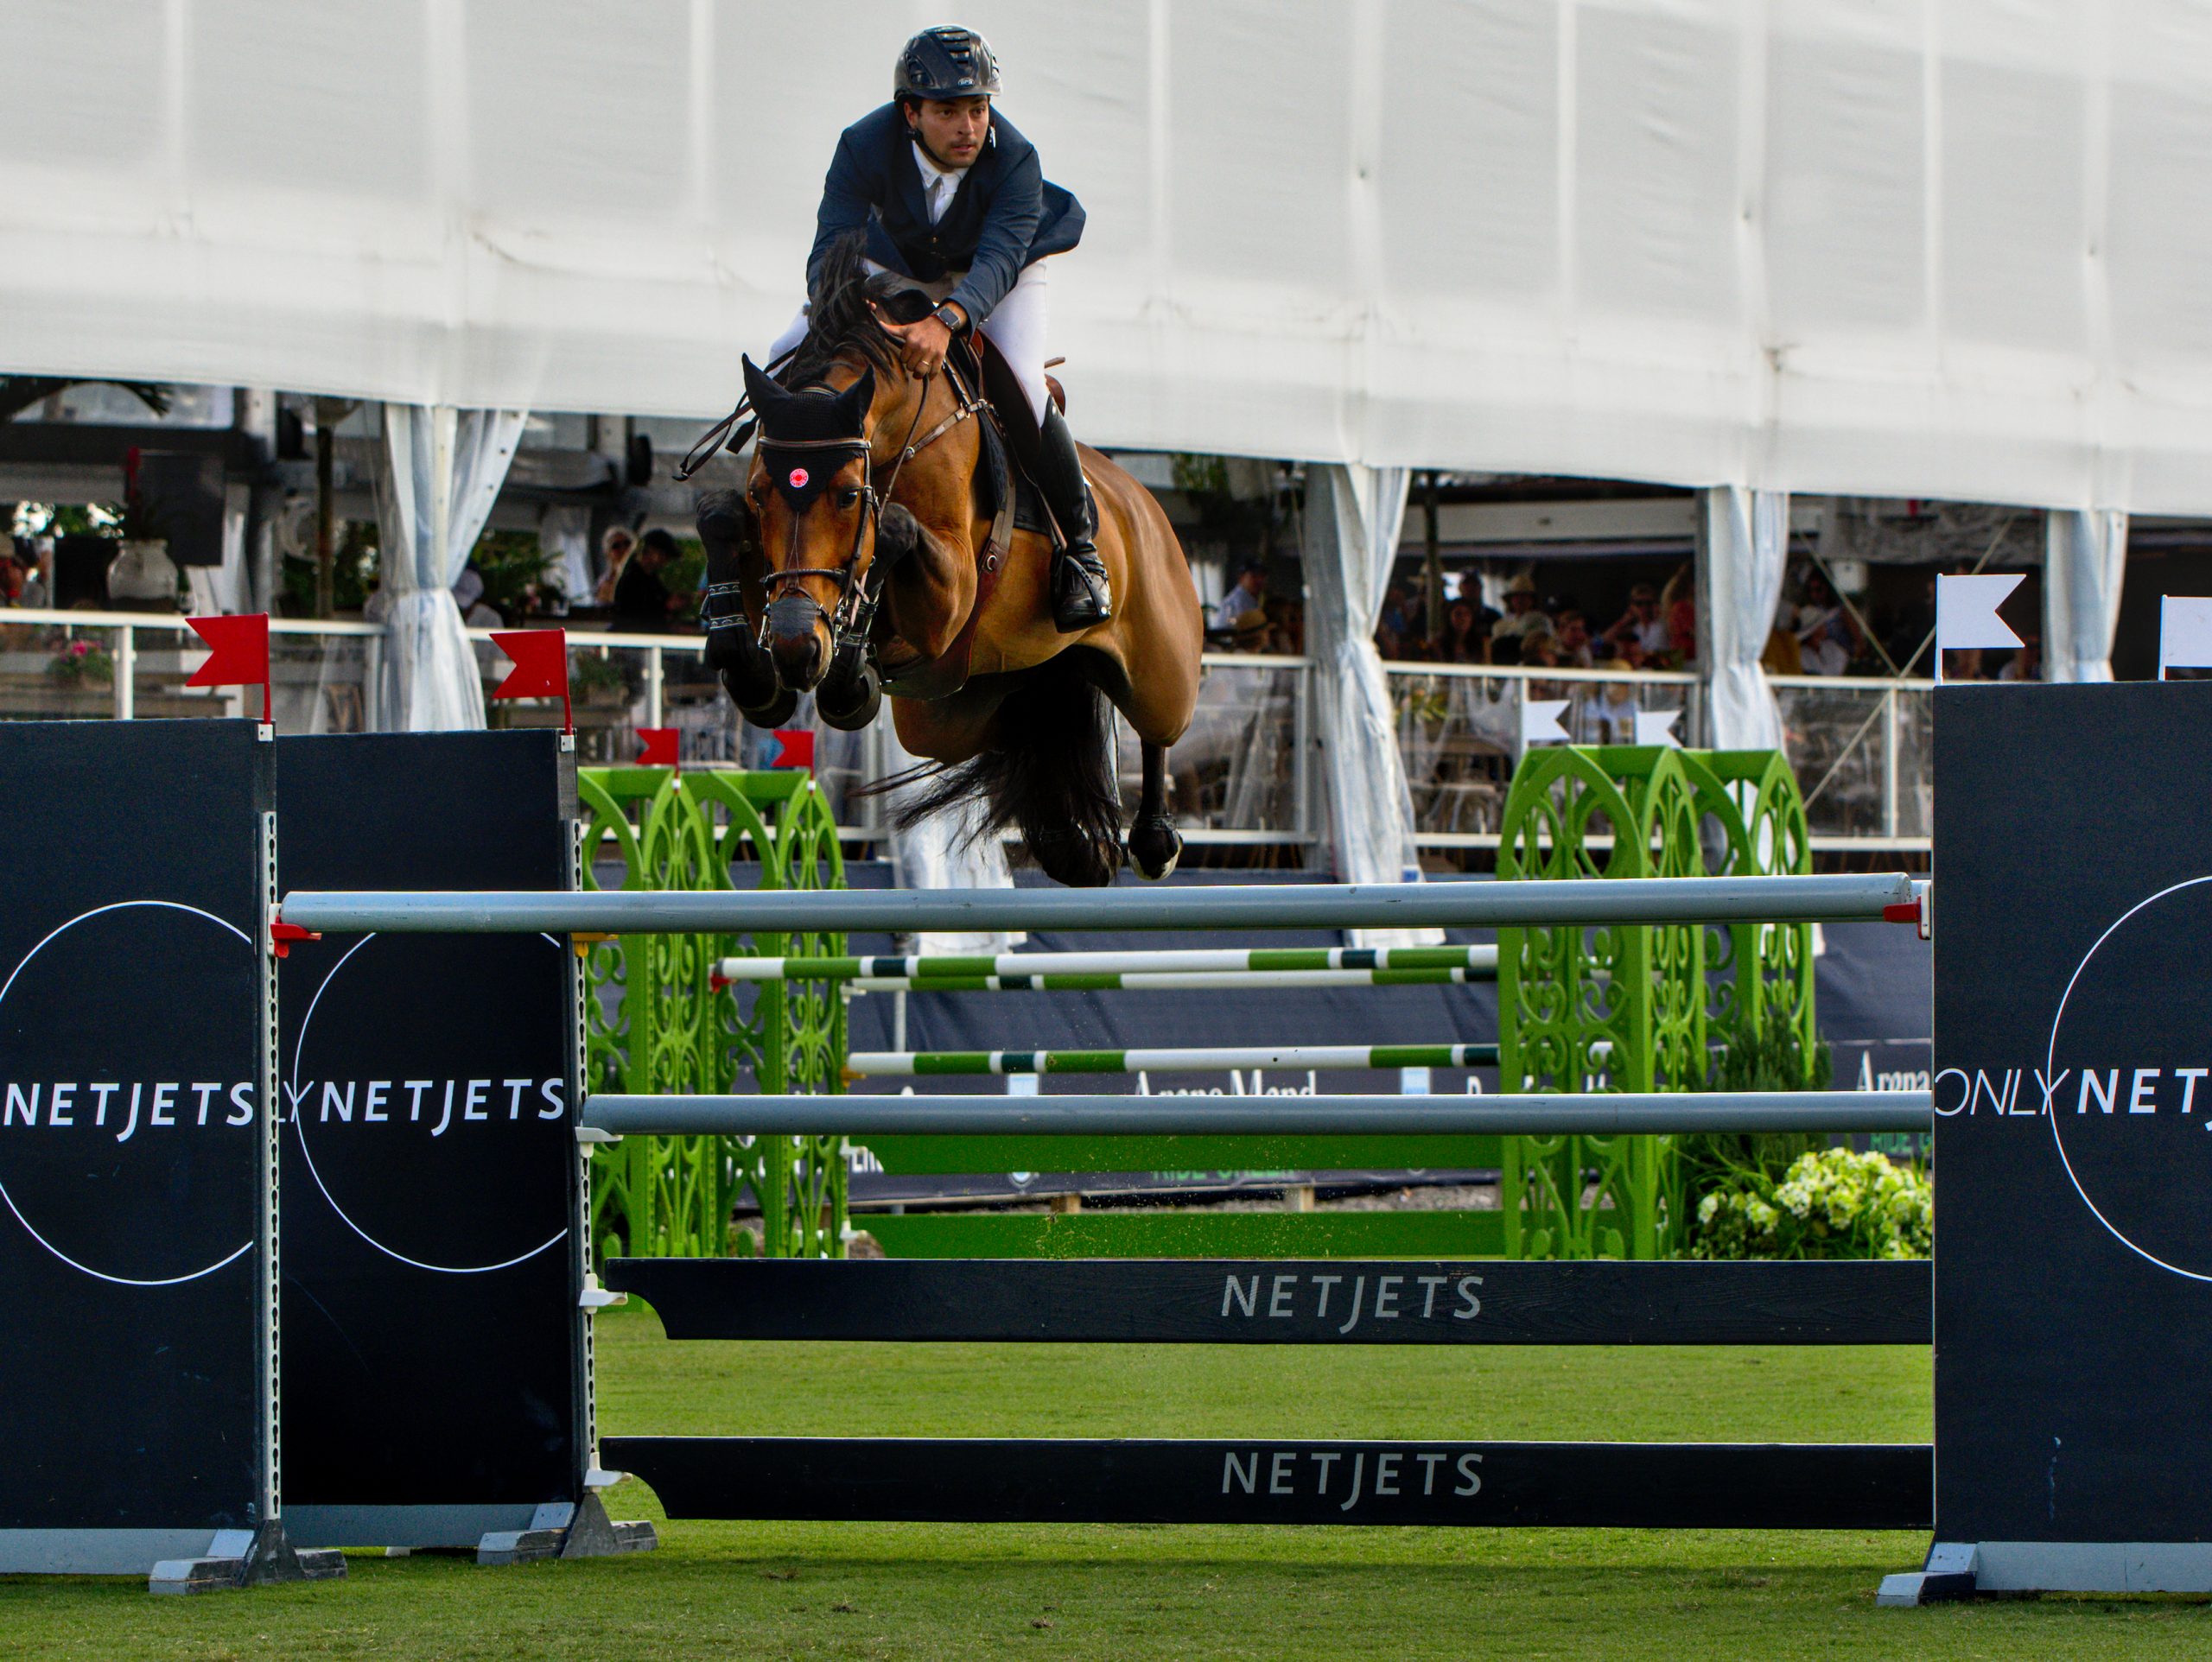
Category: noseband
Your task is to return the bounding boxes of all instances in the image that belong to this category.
[705,365,988,663]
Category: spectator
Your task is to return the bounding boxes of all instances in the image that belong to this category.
[1229,609,1271,654]
[1604,583,1671,658]
[1945,645,1989,682]
[1270,599,1306,657]
[1440,599,1484,663]
[1490,574,1551,650]
[610,529,686,631]
[1216,562,1267,632]
[594,526,637,607]
[1457,569,1502,637]
[1551,608,1594,669]
[452,564,504,627]
[1661,564,1694,663]
[1999,631,2042,682]
[1792,569,1861,676]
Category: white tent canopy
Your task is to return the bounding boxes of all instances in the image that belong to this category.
[0,1,2206,511]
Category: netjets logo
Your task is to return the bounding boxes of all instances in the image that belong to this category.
[1955,875,2212,1283]
[0,901,260,1286]
[288,933,572,1277]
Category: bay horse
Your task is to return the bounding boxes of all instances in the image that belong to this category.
[695,235,1203,887]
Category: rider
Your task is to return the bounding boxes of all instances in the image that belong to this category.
[762,25,1110,633]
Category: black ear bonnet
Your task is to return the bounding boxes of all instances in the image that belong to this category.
[741,358,875,513]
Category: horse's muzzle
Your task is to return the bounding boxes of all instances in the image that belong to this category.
[767,593,830,690]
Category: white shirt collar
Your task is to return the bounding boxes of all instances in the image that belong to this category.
[911,141,969,223]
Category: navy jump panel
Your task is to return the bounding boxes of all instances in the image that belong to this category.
[0,720,275,1570]
[609,1256,1930,1346]
[275,731,586,1549]
[606,1437,1933,1529]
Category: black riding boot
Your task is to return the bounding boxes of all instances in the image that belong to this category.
[1036,405,1111,631]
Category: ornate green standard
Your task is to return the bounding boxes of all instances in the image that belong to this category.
[577,766,848,1259]
[1497,746,1814,1260]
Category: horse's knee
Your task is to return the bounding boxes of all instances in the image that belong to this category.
[1127,814,1181,882]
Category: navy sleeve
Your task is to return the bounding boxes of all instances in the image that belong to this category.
[805,130,877,295]
[949,141,1043,327]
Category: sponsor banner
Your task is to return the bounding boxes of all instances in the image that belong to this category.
[0,720,271,1537]
[1935,682,2212,1547]
[276,733,581,1524]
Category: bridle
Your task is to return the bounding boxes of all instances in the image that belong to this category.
[703,360,989,663]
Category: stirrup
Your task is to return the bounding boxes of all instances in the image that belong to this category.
[1052,547,1111,631]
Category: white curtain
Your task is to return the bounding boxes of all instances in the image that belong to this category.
[2044,510,2128,683]
[1698,486,1788,752]
[883,726,1025,955]
[1302,463,1437,948]
[372,403,526,731]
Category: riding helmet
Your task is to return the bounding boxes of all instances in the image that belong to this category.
[894,26,1001,102]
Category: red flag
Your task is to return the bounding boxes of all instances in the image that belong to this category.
[771,729,815,771]
[187,612,270,724]
[636,727,679,767]
[491,629,571,733]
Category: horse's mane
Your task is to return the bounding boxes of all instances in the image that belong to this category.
[784,231,929,390]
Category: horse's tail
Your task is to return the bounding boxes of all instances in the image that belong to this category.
[892,657,1124,887]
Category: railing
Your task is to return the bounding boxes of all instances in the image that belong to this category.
[1769,675,1934,849]
[1387,660,1703,848]
[0,608,1932,850]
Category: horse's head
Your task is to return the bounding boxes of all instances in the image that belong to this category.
[741,355,880,693]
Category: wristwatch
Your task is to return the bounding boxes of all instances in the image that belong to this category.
[931,302,968,335]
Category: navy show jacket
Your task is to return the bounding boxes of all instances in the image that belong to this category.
[805,102,1085,328]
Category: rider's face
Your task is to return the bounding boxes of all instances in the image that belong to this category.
[910,97,990,168]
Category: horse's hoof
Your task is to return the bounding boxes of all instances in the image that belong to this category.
[1127,816,1182,881]
[737,685,799,730]
[817,659,881,732]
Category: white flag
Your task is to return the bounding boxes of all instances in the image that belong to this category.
[1519,697,1571,748]
[1634,709,1681,747]
[1936,574,2025,654]
[2159,596,2212,680]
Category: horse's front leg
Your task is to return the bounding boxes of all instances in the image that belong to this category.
[878,504,975,662]
[1126,739,1182,880]
[696,492,797,727]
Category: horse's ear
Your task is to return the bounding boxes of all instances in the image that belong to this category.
[741,355,785,416]
[836,367,877,433]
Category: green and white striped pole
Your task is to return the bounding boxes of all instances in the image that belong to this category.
[847,1043,1502,1077]
[839,967,1490,993]
[714,944,1499,984]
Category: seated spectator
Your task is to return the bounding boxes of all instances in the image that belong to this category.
[1215,562,1267,633]
[1271,599,1306,657]
[610,529,687,631]
[1999,631,2042,682]
[1792,569,1861,676]
[1943,646,1988,682]
[1490,574,1551,649]
[1440,599,1485,663]
[1550,608,1594,669]
[594,527,637,607]
[1604,583,1671,659]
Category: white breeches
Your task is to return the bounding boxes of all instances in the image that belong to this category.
[766,258,1053,426]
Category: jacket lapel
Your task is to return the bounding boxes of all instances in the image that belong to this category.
[892,133,933,235]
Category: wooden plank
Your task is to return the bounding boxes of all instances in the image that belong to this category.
[852,1209,1509,1260]
[607,1258,1929,1345]
[603,1436,1933,1530]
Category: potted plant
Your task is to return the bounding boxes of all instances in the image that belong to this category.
[46,638,116,688]
[104,453,179,612]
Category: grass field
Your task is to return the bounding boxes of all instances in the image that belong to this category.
[4,1303,2209,1659]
